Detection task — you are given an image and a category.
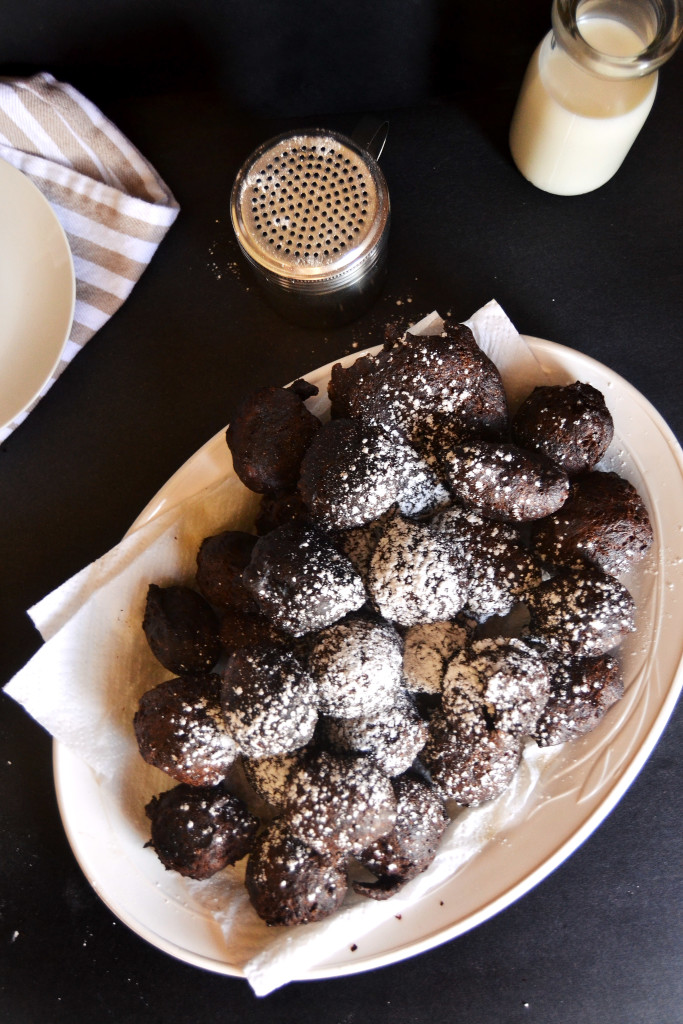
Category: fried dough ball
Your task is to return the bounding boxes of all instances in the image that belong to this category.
[308,617,404,718]
[298,418,445,530]
[322,690,429,777]
[144,782,258,879]
[512,381,614,476]
[226,379,321,494]
[366,512,470,627]
[298,419,405,530]
[440,441,569,522]
[255,491,308,535]
[353,774,449,900]
[402,618,474,696]
[328,322,509,465]
[217,606,288,659]
[282,750,397,857]
[142,584,221,675]
[221,644,317,758]
[243,519,367,636]
[431,505,543,622]
[526,567,636,657]
[531,651,624,746]
[134,674,237,786]
[195,530,258,610]
[442,637,550,737]
[245,819,349,926]
[531,470,653,577]
[420,710,523,806]
[242,751,303,810]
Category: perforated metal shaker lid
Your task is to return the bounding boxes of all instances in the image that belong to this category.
[230,129,390,291]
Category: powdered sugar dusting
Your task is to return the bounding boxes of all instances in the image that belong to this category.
[244,521,367,636]
[323,690,428,776]
[403,620,472,695]
[309,618,403,718]
[222,647,318,758]
[527,568,636,656]
[367,513,469,627]
[283,751,397,856]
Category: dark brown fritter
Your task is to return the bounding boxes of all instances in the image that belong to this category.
[144,782,259,879]
[440,441,569,522]
[366,511,470,627]
[420,710,523,806]
[134,674,237,786]
[431,505,543,622]
[282,750,397,857]
[531,470,653,577]
[221,644,318,758]
[512,381,614,476]
[526,567,636,657]
[442,637,550,737]
[255,491,309,535]
[298,418,447,531]
[245,819,348,926]
[328,322,509,465]
[353,773,449,900]
[308,617,404,719]
[217,606,288,658]
[298,418,407,530]
[530,650,624,746]
[322,689,429,777]
[242,751,303,810]
[226,381,321,495]
[242,519,367,636]
[142,584,221,675]
[195,530,258,610]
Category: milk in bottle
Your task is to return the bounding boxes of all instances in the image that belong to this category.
[510,14,660,195]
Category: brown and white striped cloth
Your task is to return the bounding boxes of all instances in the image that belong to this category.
[0,71,179,441]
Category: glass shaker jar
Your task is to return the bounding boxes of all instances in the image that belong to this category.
[509,0,683,195]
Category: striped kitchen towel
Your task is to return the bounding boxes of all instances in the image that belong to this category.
[0,71,179,441]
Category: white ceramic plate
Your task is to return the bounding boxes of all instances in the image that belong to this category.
[0,158,75,430]
[53,338,683,980]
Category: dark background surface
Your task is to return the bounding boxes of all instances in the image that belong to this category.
[1,2,681,1022]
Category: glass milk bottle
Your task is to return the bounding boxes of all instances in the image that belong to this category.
[509,0,683,195]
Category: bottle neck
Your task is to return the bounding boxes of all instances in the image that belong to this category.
[551,0,683,79]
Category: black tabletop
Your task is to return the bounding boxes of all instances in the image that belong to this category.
[1,3,682,1022]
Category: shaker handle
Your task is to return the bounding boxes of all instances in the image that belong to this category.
[352,116,389,162]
